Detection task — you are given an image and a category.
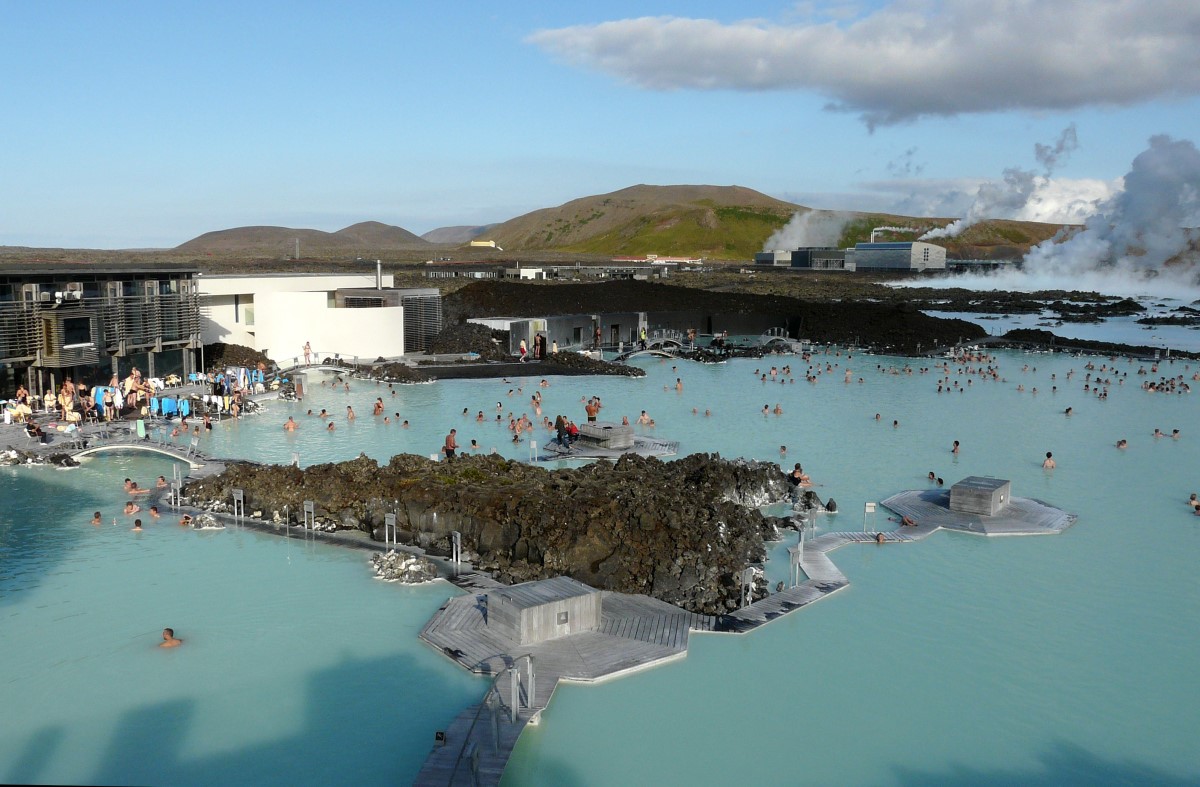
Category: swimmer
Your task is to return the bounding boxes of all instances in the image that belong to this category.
[132,518,143,531]
[893,420,899,428]
[129,481,150,495]
[773,403,783,415]
[149,505,160,519]
[91,511,102,526]
[284,416,298,431]
[780,445,787,456]
[762,404,769,416]
[156,475,168,488]
[1116,439,1128,449]
[1064,407,1072,416]
[1042,451,1056,469]
[952,440,960,454]
[123,477,134,491]
[927,471,936,482]
[1172,429,1180,439]
[402,420,409,428]
[327,421,336,431]
[159,628,182,648]
[346,406,356,421]
[383,416,391,425]
[1187,493,1198,510]
[897,515,918,527]
[179,514,193,527]
[875,532,886,543]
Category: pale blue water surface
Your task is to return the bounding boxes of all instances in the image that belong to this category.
[3,346,1199,785]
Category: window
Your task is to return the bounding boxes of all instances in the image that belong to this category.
[62,316,93,347]
[557,611,569,625]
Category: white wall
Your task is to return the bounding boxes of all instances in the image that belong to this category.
[198,273,404,358]
[253,291,405,363]
[199,273,393,296]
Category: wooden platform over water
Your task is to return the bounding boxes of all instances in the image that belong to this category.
[414,589,693,786]
[880,489,1076,536]
[406,485,1076,785]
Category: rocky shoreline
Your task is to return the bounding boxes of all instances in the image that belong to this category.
[181,452,797,614]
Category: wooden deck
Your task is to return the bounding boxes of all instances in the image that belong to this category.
[412,487,1077,785]
[415,589,693,786]
[880,489,1076,536]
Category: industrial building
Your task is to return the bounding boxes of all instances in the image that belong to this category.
[847,241,946,272]
[0,262,202,398]
[756,241,945,273]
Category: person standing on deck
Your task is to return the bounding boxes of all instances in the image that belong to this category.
[303,342,312,365]
[443,428,459,459]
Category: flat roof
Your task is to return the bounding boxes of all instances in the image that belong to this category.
[0,261,200,276]
[491,576,596,609]
[952,476,1011,491]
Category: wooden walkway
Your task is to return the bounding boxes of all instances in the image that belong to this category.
[414,589,692,786]
[411,487,1076,785]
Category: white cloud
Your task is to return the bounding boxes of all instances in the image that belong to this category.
[528,1,1200,126]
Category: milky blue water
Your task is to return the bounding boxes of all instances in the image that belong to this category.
[3,346,1199,785]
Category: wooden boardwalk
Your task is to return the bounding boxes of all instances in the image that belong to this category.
[414,589,692,786]
[412,488,1077,785]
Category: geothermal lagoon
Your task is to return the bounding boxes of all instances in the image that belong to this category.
[2,344,1199,785]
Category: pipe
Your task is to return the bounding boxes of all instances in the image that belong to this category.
[376,259,382,290]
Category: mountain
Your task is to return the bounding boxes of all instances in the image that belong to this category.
[175,221,429,256]
[486,184,802,260]
[334,221,426,247]
[421,224,498,244]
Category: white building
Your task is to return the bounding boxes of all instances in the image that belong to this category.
[197,272,416,363]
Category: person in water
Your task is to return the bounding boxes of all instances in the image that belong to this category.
[1042,451,1056,469]
[160,628,182,648]
[91,511,102,525]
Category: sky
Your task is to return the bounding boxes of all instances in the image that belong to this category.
[1,0,1198,249]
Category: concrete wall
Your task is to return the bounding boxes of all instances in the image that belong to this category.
[198,273,404,359]
[253,291,405,363]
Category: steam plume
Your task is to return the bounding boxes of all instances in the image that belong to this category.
[1023,135,1200,280]
[764,210,852,250]
[902,135,1200,298]
[922,125,1079,240]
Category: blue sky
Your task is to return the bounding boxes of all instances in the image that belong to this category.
[1,1,1197,248]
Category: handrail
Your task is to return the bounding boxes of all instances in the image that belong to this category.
[443,652,535,786]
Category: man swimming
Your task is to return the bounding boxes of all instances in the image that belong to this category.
[159,628,182,648]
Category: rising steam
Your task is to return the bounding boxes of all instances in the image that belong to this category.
[763,210,852,250]
[906,134,1200,299]
[922,125,1079,240]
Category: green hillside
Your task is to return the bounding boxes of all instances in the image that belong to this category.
[486,185,800,260]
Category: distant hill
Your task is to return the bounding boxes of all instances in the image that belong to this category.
[421,224,498,244]
[175,221,429,256]
[486,184,803,260]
